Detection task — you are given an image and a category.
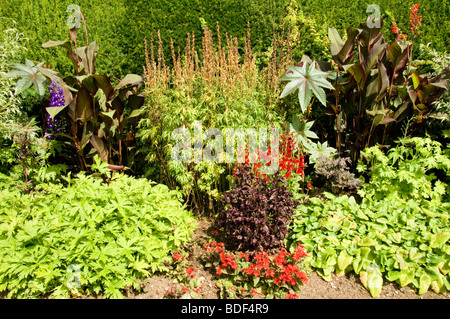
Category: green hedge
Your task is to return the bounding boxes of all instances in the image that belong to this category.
[297,0,449,53]
[1,0,448,77]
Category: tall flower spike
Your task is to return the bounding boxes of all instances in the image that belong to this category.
[46,77,65,140]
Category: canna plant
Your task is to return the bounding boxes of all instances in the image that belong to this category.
[281,17,449,167]
[325,18,448,165]
[36,8,144,171]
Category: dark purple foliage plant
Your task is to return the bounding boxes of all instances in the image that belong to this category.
[217,164,300,252]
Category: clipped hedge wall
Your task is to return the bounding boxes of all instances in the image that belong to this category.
[1,0,448,77]
[297,0,449,53]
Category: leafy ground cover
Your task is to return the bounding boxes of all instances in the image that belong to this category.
[287,138,450,297]
[0,172,195,298]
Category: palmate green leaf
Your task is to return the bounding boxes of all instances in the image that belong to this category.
[280,62,334,113]
[6,59,54,98]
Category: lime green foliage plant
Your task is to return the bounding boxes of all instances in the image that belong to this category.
[357,137,450,201]
[0,172,196,298]
[287,137,450,297]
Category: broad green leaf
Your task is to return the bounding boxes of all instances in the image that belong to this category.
[438,261,450,276]
[419,274,432,295]
[430,232,450,248]
[115,74,143,90]
[411,72,421,90]
[337,250,353,272]
[328,27,345,57]
[398,269,415,287]
[42,40,72,50]
[358,237,375,247]
[386,270,401,282]
[389,232,402,243]
[366,270,383,298]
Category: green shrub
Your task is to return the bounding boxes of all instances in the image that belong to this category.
[0,18,47,177]
[288,191,450,298]
[1,0,447,77]
[288,137,450,297]
[137,27,286,214]
[0,173,196,298]
[0,0,128,77]
[0,18,27,139]
[357,137,450,202]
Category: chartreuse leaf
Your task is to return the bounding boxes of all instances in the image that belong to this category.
[419,274,432,295]
[287,154,450,297]
[361,265,383,298]
[336,250,353,275]
[429,232,450,248]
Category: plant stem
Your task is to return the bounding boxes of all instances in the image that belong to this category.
[78,9,91,75]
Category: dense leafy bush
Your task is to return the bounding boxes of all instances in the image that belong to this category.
[0,172,196,298]
[0,19,56,183]
[307,18,447,167]
[288,191,450,297]
[217,165,300,252]
[0,19,28,168]
[288,137,450,297]
[357,137,450,201]
[0,0,128,77]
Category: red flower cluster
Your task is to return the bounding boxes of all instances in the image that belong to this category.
[279,133,305,179]
[293,244,308,261]
[203,241,225,254]
[285,292,298,299]
[233,132,305,181]
[390,17,407,41]
[409,3,422,37]
[274,264,308,286]
[172,251,184,261]
[207,242,308,286]
[186,267,196,278]
[217,251,239,275]
[274,247,289,266]
[204,241,238,275]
